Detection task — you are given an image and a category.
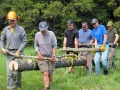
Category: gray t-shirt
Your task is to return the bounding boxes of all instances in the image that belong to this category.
[34,31,57,57]
[1,25,27,51]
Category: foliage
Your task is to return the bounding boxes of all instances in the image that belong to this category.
[0,0,120,47]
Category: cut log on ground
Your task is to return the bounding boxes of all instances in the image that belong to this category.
[9,58,92,75]
[7,51,93,75]
[9,59,87,72]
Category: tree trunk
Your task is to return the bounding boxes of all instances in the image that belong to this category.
[9,59,87,71]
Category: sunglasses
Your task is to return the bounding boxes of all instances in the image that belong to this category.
[92,23,96,25]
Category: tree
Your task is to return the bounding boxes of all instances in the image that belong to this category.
[0,0,120,46]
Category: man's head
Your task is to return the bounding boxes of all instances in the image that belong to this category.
[92,18,99,28]
[107,21,113,30]
[67,19,74,30]
[7,11,19,28]
[39,21,48,35]
[82,22,88,31]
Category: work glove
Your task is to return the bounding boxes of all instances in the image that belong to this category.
[14,51,20,58]
[91,49,96,53]
[112,44,117,48]
[101,44,106,52]
[1,48,7,55]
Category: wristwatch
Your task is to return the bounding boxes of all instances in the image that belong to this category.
[52,54,56,57]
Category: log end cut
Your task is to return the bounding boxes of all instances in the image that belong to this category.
[14,61,18,71]
[9,61,18,71]
[9,61,15,71]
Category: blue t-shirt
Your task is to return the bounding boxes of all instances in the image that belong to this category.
[78,29,94,44]
[92,24,109,45]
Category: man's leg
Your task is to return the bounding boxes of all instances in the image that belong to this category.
[6,54,16,90]
[48,74,53,89]
[86,54,92,76]
[111,48,116,69]
[15,52,24,89]
[108,48,113,70]
[108,47,116,70]
[101,44,109,75]
[67,51,75,73]
[94,52,101,75]
[43,71,49,89]
[14,71,21,90]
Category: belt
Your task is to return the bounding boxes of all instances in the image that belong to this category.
[7,49,18,51]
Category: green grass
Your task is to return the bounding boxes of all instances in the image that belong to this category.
[0,47,120,90]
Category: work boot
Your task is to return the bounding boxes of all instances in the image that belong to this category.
[103,70,108,75]
[15,87,21,90]
[44,87,50,90]
[16,87,21,90]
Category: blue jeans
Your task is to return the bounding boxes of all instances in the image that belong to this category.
[94,44,109,75]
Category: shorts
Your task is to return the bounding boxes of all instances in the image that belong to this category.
[37,59,56,74]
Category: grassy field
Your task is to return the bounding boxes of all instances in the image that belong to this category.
[0,46,120,90]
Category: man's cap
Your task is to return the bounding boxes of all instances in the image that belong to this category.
[39,21,48,31]
[107,21,113,26]
[67,19,74,26]
[92,18,98,24]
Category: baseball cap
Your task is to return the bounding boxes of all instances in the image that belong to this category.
[67,19,74,26]
[107,21,113,26]
[92,18,98,24]
[39,21,48,31]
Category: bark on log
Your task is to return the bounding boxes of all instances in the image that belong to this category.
[7,51,92,75]
[60,47,101,52]
[9,59,87,72]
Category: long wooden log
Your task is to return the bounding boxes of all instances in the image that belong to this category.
[7,50,92,75]
[60,47,101,52]
[9,59,87,72]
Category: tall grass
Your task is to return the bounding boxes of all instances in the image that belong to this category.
[0,47,120,90]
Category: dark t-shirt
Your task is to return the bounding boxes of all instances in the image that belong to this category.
[64,28,78,48]
[107,27,118,43]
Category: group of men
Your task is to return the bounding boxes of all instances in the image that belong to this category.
[0,11,119,90]
[63,18,119,76]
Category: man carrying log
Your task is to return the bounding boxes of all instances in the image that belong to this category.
[63,19,78,73]
[107,21,119,70]
[92,18,109,75]
[78,22,94,71]
[34,21,57,90]
[0,11,27,90]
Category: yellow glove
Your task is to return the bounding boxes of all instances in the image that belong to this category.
[101,44,106,52]
[1,48,7,55]
[91,49,96,53]
[14,51,20,58]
